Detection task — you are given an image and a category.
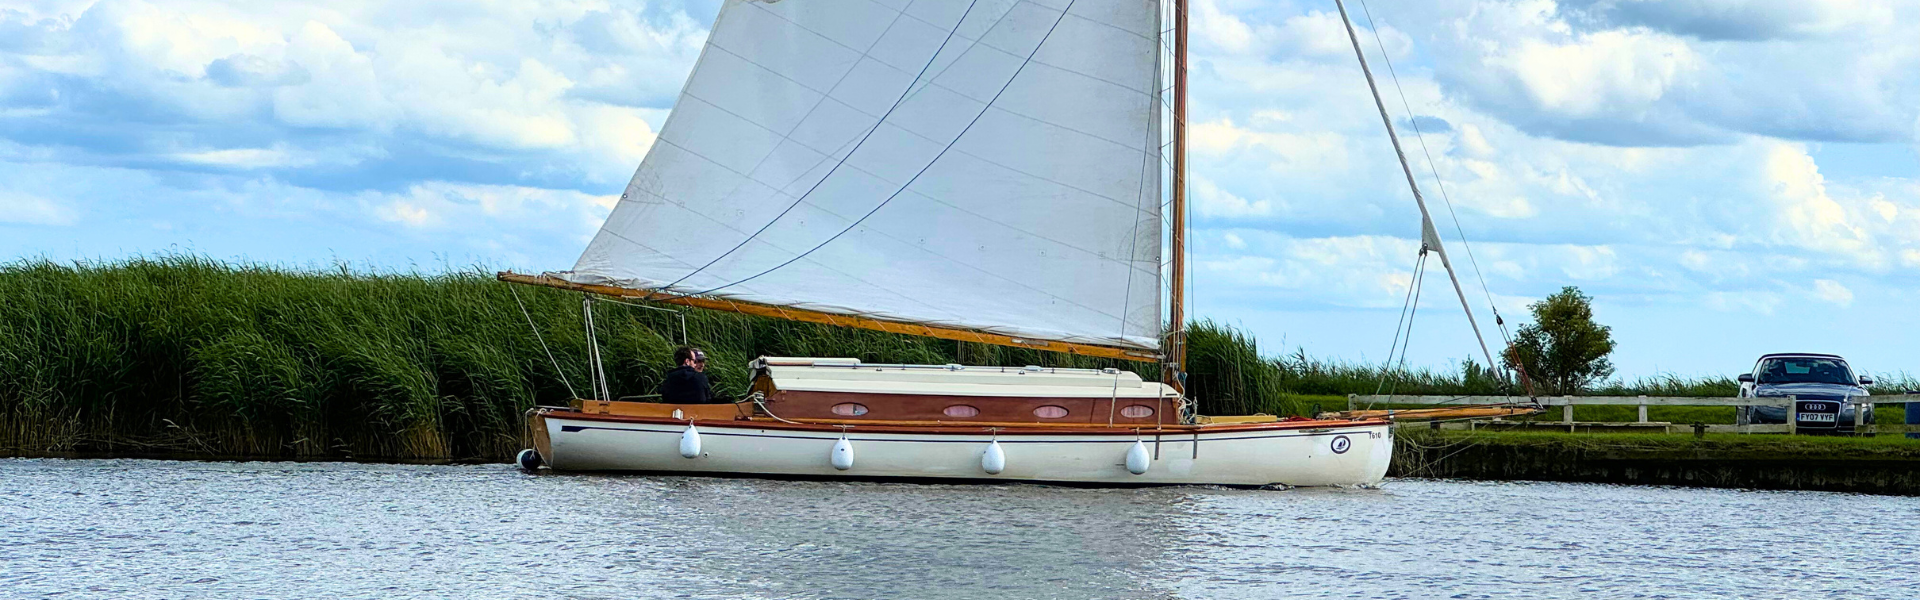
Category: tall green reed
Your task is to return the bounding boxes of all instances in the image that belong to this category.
[0,257,1151,460]
[8,256,1886,461]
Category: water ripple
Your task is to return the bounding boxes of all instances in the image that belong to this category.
[2,460,1915,599]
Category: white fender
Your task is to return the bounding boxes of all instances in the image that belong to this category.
[831,438,855,471]
[982,440,1006,475]
[679,424,701,459]
[1125,440,1150,475]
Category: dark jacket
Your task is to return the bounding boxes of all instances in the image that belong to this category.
[657,366,714,404]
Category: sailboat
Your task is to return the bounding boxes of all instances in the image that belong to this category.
[500,0,1406,487]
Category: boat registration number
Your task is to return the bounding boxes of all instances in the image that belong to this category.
[1797,413,1837,423]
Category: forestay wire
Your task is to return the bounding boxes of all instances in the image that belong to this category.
[1352,0,1514,350]
[1334,0,1503,385]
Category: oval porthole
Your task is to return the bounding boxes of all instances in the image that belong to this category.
[830,403,869,416]
[1033,405,1069,419]
[943,405,980,418]
[1119,405,1154,418]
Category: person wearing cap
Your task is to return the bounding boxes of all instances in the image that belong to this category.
[658,346,715,404]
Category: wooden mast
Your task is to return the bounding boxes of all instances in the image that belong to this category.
[1168,0,1189,391]
[498,272,1160,362]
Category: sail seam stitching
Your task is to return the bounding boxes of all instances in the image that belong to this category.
[684,0,1087,300]
[617,143,1163,284]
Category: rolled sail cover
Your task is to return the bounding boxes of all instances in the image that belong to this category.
[568,0,1166,351]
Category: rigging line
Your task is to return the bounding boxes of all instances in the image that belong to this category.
[583,296,612,401]
[689,0,1085,298]
[1373,250,1424,398]
[1353,0,1507,345]
[510,285,579,400]
[1383,252,1428,401]
[1372,252,1427,409]
[641,0,987,300]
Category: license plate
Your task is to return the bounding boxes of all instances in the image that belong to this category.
[1797,413,1837,423]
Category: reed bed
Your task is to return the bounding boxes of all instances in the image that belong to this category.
[0,257,1163,461]
[5,257,1912,461]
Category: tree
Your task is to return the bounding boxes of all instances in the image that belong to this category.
[1503,286,1615,395]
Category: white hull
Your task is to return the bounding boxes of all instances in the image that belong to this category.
[542,415,1392,487]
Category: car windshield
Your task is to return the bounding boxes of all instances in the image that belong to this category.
[1755,357,1855,385]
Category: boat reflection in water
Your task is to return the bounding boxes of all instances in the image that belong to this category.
[637,476,1207,597]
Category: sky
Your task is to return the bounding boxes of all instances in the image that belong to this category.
[2,0,1917,380]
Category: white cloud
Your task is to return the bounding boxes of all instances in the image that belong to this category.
[0,0,704,183]
[0,191,78,226]
[363,182,615,237]
[1456,123,1495,157]
[1489,29,1700,120]
[1192,177,1274,219]
[1759,141,1877,265]
[1198,232,1421,309]
[1811,279,1854,307]
[1393,0,1920,145]
[1569,0,1896,41]
[1868,196,1899,222]
[1558,245,1619,280]
[170,145,311,168]
[1703,290,1781,314]
[375,200,432,227]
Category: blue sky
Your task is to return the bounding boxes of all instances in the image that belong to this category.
[3,0,1917,380]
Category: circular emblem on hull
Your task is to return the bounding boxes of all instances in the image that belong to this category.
[1330,435,1352,454]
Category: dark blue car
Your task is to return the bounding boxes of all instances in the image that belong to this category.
[1736,353,1873,434]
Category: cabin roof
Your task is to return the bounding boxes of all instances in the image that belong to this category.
[755,357,1177,399]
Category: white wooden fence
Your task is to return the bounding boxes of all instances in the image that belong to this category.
[1348,394,1920,435]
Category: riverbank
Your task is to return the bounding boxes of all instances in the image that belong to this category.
[1393,429,1920,495]
[10,257,1917,488]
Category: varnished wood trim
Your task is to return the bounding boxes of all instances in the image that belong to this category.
[570,398,752,420]
[1194,415,1281,424]
[498,272,1160,362]
[529,410,554,459]
[549,410,1388,436]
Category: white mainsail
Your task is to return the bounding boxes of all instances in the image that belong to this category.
[564,0,1167,351]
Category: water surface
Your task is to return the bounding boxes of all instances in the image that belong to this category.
[3,459,1913,599]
